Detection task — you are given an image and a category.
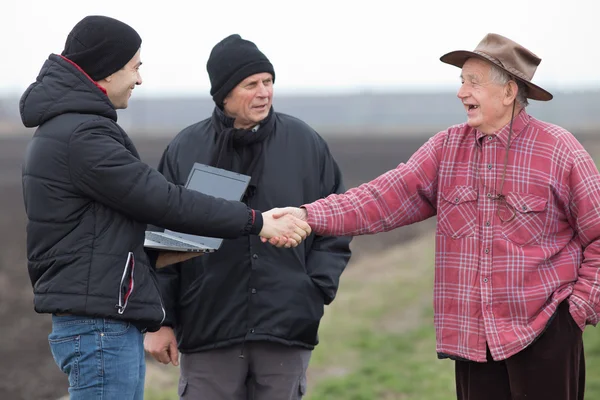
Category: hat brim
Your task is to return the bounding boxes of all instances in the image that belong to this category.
[440,50,553,101]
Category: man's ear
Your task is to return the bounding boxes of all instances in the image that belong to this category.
[504,80,518,106]
[101,74,113,83]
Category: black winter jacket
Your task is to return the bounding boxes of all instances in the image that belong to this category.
[20,54,261,330]
[156,107,352,351]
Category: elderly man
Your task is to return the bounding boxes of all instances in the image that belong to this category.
[273,33,597,400]
[20,17,309,400]
[144,34,352,399]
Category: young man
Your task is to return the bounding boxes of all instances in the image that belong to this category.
[20,17,309,400]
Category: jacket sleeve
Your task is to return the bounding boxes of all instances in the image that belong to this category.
[67,120,261,238]
[305,142,352,305]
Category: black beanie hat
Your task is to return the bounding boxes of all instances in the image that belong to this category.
[61,15,142,81]
[207,34,275,106]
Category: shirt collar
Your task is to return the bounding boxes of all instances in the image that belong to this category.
[214,106,236,128]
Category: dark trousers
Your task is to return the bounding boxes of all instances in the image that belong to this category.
[178,341,312,400]
[455,301,585,400]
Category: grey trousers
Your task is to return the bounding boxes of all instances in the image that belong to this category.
[178,341,312,400]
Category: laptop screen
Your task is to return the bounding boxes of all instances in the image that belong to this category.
[165,163,251,249]
[186,164,250,198]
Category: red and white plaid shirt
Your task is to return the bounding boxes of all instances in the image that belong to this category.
[304,110,600,362]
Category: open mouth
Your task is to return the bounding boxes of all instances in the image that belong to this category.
[467,105,479,111]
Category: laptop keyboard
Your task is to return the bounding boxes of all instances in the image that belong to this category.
[145,231,202,249]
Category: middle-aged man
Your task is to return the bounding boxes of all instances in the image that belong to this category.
[20,16,309,400]
[273,33,598,400]
[144,34,352,399]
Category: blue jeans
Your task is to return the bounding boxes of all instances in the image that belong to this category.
[48,315,145,400]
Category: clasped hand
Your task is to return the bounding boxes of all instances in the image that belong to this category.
[259,207,309,248]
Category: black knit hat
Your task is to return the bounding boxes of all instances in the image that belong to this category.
[207,34,275,106]
[61,15,142,81]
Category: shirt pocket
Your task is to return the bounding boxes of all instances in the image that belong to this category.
[437,186,478,239]
[501,192,547,246]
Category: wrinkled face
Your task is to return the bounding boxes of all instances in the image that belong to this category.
[457,58,513,134]
[99,48,143,110]
[223,72,273,129]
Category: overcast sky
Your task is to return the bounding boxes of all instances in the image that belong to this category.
[2,0,598,97]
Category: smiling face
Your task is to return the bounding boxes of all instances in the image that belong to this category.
[223,72,273,129]
[457,57,519,134]
[98,48,143,110]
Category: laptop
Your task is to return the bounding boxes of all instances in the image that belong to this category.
[144,163,251,253]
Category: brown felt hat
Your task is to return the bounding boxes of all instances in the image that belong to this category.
[440,33,552,101]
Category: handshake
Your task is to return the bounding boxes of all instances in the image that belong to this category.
[258,207,310,248]
[155,207,310,268]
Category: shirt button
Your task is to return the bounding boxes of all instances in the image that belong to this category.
[485,221,491,227]
[487,193,492,198]
[251,288,257,294]
[487,136,493,141]
[487,164,492,170]
[522,205,527,211]
[252,254,258,260]
[454,197,460,203]
[484,248,490,254]
[250,328,255,333]
[483,278,488,283]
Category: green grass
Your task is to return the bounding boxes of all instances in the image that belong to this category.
[145,389,179,400]
[309,313,455,400]
[584,328,600,397]
[305,235,456,399]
